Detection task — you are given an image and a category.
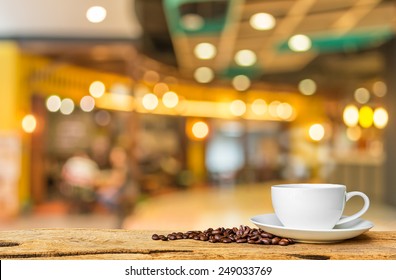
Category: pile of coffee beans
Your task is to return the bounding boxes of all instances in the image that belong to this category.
[152,225,294,246]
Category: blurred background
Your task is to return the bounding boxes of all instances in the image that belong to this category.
[1,0,396,231]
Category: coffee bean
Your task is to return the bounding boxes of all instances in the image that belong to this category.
[271,237,281,245]
[168,235,176,240]
[200,235,209,241]
[152,225,294,246]
[261,238,271,245]
[279,239,289,246]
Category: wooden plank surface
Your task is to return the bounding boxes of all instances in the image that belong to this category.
[0,229,395,260]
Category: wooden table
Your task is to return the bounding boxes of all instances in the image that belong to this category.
[0,229,395,260]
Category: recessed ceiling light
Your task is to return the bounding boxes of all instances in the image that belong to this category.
[298,79,317,95]
[194,67,214,83]
[180,14,204,31]
[234,50,257,67]
[194,43,217,60]
[86,6,107,23]
[354,87,370,104]
[250,13,276,30]
[288,34,312,52]
[232,75,251,91]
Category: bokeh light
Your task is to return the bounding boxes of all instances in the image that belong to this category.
[60,98,75,115]
[373,107,388,129]
[249,13,276,30]
[230,100,246,116]
[268,100,281,117]
[94,110,111,126]
[80,96,95,112]
[359,106,374,128]
[162,91,179,108]
[232,75,251,91]
[251,99,267,115]
[277,102,293,120]
[234,50,257,66]
[153,83,169,95]
[46,95,62,112]
[22,114,37,133]
[372,81,387,97]
[142,93,159,110]
[298,79,317,95]
[354,87,370,104]
[309,124,325,141]
[192,121,209,139]
[194,67,214,83]
[89,81,106,98]
[288,34,312,52]
[343,105,359,127]
[346,126,362,141]
[194,43,217,60]
[86,6,107,23]
[180,14,204,31]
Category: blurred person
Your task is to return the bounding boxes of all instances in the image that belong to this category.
[61,151,99,213]
[96,146,140,228]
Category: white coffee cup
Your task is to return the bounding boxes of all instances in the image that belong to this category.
[271,183,370,230]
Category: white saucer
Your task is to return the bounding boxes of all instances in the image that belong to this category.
[250,213,374,243]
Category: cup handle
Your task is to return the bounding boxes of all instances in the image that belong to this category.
[335,191,370,226]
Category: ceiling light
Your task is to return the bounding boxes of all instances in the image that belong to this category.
[343,105,359,127]
[180,14,204,31]
[298,79,316,95]
[191,121,209,139]
[359,106,373,128]
[309,124,325,141]
[194,43,217,60]
[46,95,61,112]
[251,99,267,115]
[80,96,95,112]
[373,107,388,129]
[22,114,37,133]
[268,100,281,117]
[277,103,293,120]
[232,75,251,91]
[162,91,179,108]
[288,34,312,52]
[250,13,276,30]
[86,6,107,23]
[194,67,214,83]
[89,81,106,98]
[234,50,257,66]
[60,98,75,115]
[142,93,159,111]
[230,100,246,116]
[372,81,387,97]
[354,88,370,104]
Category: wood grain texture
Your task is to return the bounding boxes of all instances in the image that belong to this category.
[0,229,395,260]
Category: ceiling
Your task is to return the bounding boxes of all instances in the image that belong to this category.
[136,0,396,94]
